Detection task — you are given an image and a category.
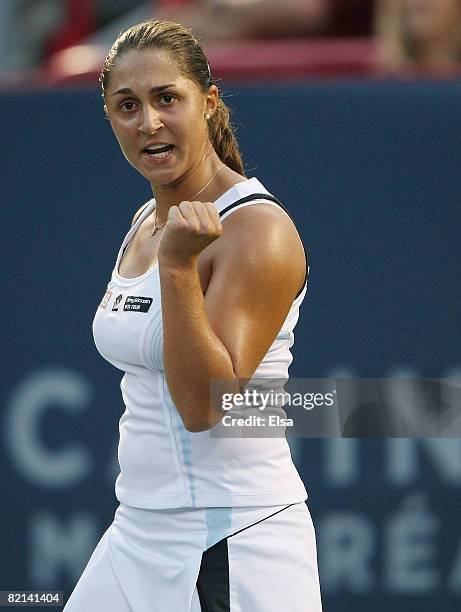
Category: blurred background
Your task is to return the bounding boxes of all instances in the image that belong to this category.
[1,1,461,610]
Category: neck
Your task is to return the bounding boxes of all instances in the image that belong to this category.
[152,153,232,223]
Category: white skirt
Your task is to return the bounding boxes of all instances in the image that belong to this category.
[63,502,322,611]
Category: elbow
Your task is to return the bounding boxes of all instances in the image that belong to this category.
[173,397,215,432]
[175,378,237,433]
[183,420,212,433]
[182,408,223,433]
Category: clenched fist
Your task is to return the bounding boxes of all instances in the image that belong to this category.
[158,200,223,266]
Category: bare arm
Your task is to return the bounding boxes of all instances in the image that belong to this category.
[158,201,306,432]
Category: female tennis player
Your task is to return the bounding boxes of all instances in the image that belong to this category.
[64,19,322,612]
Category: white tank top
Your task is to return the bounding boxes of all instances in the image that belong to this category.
[92,177,308,509]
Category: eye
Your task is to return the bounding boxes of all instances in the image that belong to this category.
[120,100,137,112]
[159,94,176,105]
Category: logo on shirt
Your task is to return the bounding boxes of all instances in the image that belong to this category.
[112,294,124,311]
[123,296,153,313]
[99,290,112,309]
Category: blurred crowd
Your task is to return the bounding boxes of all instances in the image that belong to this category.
[1,0,461,78]
[375,0,461,75]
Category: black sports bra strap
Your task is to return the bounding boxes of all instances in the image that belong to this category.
[219,193,292,221]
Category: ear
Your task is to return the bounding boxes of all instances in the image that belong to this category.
[204,84,219,118]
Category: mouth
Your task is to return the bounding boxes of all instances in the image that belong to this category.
[142,144,175,160]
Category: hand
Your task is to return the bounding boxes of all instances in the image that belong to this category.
[158,201,223,267]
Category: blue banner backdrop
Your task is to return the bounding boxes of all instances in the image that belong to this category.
[1,81,460,610]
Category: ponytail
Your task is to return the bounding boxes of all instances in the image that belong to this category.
[208,98,245,175]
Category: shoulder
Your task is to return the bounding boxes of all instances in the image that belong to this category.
[213,199,307,298]
[219,198,305,260]
[130,201,151,227]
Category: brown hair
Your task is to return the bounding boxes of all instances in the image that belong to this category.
[100,20,245,175]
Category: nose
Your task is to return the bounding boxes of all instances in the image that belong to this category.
[138,105,164,135]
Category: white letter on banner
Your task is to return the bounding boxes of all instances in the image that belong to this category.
[385,493,439,592]
[319,513,374,592]
[387,439,461,485]
[324,439,359,485]
[30,511,99,586]
[4,368,92,487]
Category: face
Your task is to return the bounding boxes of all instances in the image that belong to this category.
[402,0,461,43]
[104,49,218,186]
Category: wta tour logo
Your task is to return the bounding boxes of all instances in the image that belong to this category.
[112,294,123,312]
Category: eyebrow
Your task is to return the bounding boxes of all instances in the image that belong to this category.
[110,84,176,97]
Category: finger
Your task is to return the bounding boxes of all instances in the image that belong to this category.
[178,201,200,230]
[205,202,223,233]
[191,201,222,235]
[167,205,182,221]
[190,201,216,233]
[178,200,198,220]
